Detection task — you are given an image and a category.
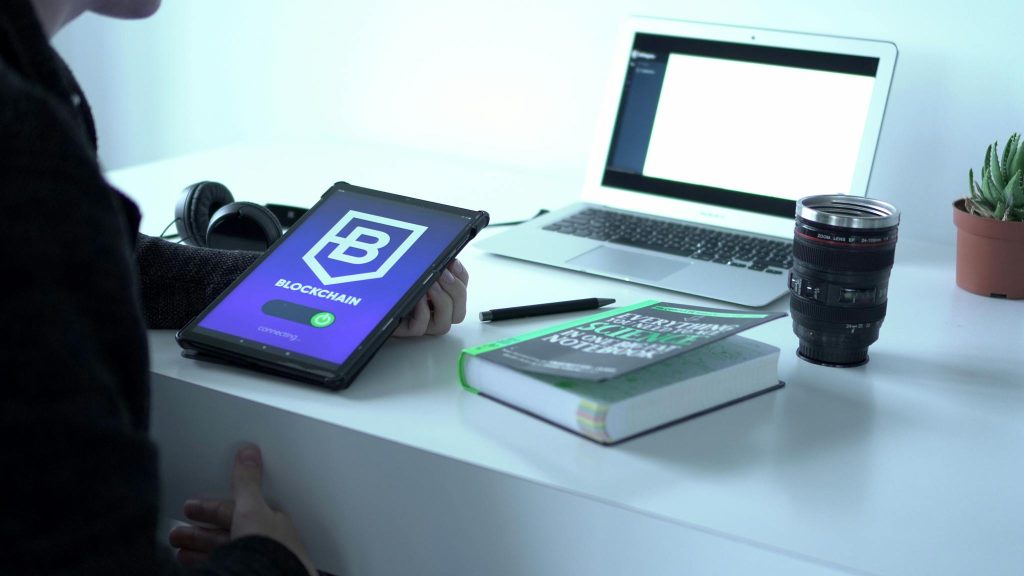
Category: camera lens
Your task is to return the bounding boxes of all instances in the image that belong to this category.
[789,195,900,367]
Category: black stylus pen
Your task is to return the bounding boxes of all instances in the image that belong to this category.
[479,298,616,322]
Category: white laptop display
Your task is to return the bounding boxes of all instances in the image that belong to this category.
[477,17,897,307]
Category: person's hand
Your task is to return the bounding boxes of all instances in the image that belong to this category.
[392,258,470,337]
[168,445,317,576]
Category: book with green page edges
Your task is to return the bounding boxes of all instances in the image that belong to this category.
[459,300,785,444]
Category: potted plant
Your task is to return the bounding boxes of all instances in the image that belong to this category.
[953,133,1024,298]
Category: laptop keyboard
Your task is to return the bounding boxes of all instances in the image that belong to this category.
[542,208,792,274]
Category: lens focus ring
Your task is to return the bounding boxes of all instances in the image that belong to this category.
[789,295,888,325]
[792,239,896,272]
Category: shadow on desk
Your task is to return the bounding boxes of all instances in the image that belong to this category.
[464,358,872,461]
[337,335,472,400]
[458,358,881,502]
[869,349,1021,392]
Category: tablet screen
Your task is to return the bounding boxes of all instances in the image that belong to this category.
[190,186,476,367]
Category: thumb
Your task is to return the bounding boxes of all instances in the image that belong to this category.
[232,444,266,507]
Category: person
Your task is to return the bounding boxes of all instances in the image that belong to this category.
[0,1,471,574]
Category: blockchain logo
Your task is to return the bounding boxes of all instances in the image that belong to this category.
[303,210,426,285]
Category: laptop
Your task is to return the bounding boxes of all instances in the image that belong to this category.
[477,17,897,307]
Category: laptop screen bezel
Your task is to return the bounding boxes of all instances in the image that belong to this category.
[581,17,898,240]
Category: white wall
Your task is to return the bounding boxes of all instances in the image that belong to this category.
[53,0,1024,245]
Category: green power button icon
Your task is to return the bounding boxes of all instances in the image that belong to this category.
[310,312,335,328]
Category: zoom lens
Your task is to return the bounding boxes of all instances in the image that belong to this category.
[789,195,900,367]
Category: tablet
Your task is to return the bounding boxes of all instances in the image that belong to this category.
[176,182,489,389]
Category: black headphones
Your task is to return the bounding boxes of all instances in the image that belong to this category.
[174,181,285,251]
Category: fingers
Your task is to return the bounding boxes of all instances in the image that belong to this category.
[172,496,234,567]
[169,524,231,555]
[170,519,231,569]
[438,266,468,325]
[173,444,319,575]
[425,282,454,335]
[418,264,470,336]
[174,445,319,576]
[392,295,430,337]
[223,447,319,576]
[448,258,469,287]
[231,444,266,510]
[183,498,235,529]
[391,259,470,338]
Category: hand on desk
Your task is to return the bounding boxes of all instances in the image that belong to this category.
[169,444,317,576]
[392,258,470,337]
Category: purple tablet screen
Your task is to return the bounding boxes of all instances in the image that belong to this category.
[197,190,470,364]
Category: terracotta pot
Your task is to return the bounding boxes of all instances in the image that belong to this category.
[952,199,1024,298]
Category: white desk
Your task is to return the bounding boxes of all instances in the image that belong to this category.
[109,139,1024,576]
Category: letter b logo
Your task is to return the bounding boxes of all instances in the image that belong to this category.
[328,226,391,265]
[304,211,427,285]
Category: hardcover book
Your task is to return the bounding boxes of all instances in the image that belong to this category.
[459,300,785,444]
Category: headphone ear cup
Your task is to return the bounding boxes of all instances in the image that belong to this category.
[206,201,283,251]
[174,181,235,247]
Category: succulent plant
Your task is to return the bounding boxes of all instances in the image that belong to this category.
[967,133,1024,221]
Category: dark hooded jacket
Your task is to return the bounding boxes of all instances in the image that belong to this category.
[0,1,306,574]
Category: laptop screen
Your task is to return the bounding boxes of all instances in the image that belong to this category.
[602,32,886,218]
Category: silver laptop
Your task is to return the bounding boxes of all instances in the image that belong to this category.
[477,17,897,307]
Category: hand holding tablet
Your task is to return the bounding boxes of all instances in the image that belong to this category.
[177,182,489,389]
[392,258,470,337]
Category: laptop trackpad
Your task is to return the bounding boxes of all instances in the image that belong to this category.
[566,246,684,282]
